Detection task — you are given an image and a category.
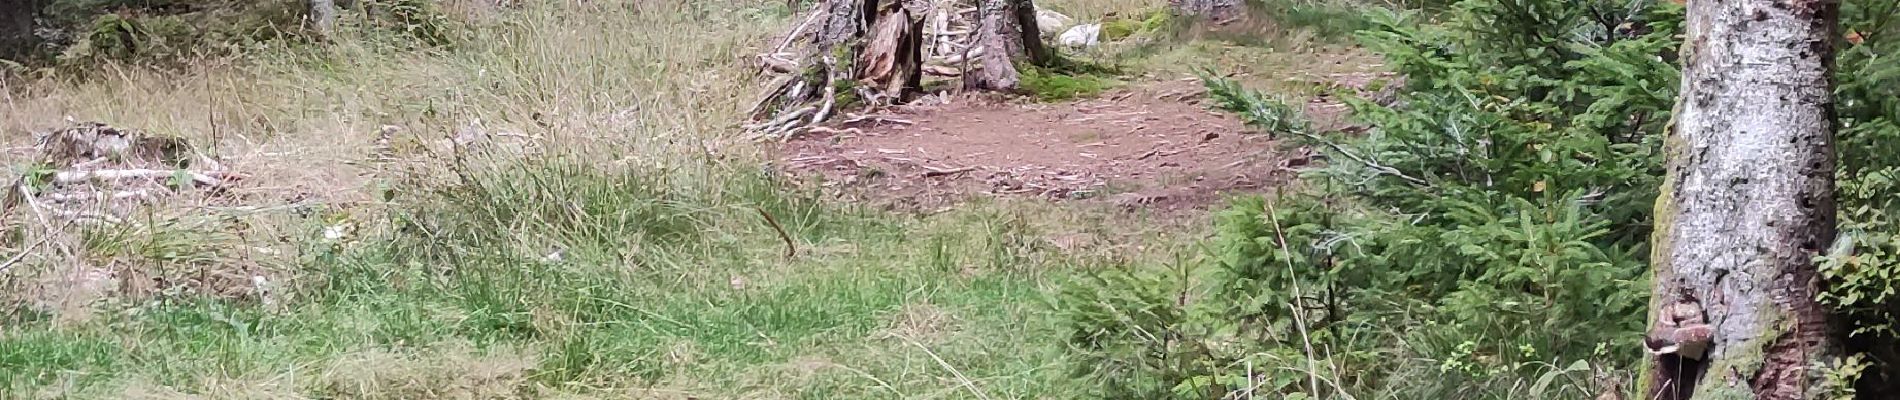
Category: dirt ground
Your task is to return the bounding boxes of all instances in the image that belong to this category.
[773,76,1360,212]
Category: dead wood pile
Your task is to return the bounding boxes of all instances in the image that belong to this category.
[3,122,238,227]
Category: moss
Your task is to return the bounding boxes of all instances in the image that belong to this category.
[1102,19,1142,41]
[1018,66,1114,102]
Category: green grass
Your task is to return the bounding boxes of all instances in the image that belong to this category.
[1020,66,1116,102]
[0,1,1366,398]
[0,150,1162,397]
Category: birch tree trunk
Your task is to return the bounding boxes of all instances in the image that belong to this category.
[1640,0,1842,399]
[962,0,1052,91]
[310,0,339,39]
[1168,0,1246,22]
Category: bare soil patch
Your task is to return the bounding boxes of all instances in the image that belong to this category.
[775,77,1336,212]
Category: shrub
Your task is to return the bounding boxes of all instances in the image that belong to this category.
[1062,0,1768,397]
[1065,0,1900,396]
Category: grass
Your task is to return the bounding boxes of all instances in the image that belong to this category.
[0,0,1383,398]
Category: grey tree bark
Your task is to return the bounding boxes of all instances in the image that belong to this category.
[1640,0,1842,399]
[1168,0,1246,22]
[309,0,339,39]
[751,0,1052,137]
[748,0,925,138]
[962,0,1052,91]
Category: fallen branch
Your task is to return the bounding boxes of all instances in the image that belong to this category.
[923,65,963,76]
[922,165,977,177]
[44,190,153,203]
[0,228,56,275]
[54,169,223,187]
[50,209,125,225]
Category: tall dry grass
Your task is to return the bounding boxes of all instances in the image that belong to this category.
[0,1,1165,398]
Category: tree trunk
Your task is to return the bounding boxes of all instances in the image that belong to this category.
[962,0,1052,91]
[748,0,925,139]
[1640,0,1842,399]
[1169,0,1246,22]
[310,0,339,38]
[0,0,44,62]
[751,0,1052,138]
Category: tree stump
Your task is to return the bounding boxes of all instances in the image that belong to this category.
[1169,0,1247,23]
[747,0,1051,140]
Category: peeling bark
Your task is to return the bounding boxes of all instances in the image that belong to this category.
[962,0,1051,91]
[1169,0,1246,22]
[751,0,1051,138]
[310,0,339,38]
[1641,0,1843,399]
[749,0,926,139]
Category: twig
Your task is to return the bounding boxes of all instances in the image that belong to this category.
[50,209,124,225]
[922,165,976,177]
[44,190,153,203]
[754,206,797,259]
[0,228,55,275]
[54,169,224,187]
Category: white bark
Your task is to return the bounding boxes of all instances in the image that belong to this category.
[310,0,339,38]
[1643,0,1842,399]
[1169,0,1245,22]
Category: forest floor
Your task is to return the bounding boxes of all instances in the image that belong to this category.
[0,2,1394,398]
[777,72,1373,213]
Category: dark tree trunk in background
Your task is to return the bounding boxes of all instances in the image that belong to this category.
[0,0,44,62]
[1639,0,1843,398]
[962,0,1052,91]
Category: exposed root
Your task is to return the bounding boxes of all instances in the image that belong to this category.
[812,56,840,126]
[750,0,926,140]
[807,126,865,136]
